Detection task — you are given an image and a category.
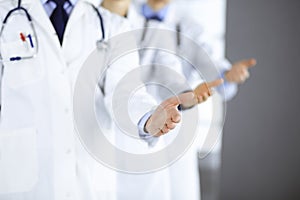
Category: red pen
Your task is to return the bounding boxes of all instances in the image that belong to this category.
[20,33,26,42]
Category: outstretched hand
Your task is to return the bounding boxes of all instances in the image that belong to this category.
[145,93,192,137]
[225,58,256,84]
[145,78,224,137]
[180,78,224,109]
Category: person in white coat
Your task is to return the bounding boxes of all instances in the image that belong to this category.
[0,0,202,199]
[102,1,178,200]
[101,1,224,200]
[131,0,257,200]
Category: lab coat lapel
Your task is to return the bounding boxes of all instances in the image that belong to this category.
[26,0,67,61]
[164,4,178,26]
[61,0,90,64]
[26,0,57,39]
[64,0,99,35]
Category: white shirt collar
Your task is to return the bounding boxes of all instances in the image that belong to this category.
[41,0,78,6]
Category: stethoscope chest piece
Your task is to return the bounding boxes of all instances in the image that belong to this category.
[96,39,108,51]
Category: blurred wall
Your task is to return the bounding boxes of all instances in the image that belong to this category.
[221,0,300,199]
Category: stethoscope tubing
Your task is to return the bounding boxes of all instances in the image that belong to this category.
[0,0,107,115]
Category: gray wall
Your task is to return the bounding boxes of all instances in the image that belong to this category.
[221,0,300,199]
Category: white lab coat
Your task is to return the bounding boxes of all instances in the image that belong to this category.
[113,7,190,200]
[126,5,188,101]
[0,0,154,199]
[130,3,236,200]
[126,5,199,200]
[160,6,232,200]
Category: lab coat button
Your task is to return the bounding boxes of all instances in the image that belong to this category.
[65,192,71,198]
[64,108,69,114]
[66,149,72,154]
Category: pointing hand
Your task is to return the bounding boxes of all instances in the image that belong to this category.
[225,58,256,84]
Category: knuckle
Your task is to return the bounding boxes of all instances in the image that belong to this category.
[167,123,176,129]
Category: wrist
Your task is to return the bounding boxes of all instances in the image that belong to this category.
[144,117,151,133]
[224,71,230,82]
[144,116,156,136]
[224,70,235,83]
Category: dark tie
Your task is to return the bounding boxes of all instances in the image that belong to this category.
[147,15,163,22]
[50,0,69,44]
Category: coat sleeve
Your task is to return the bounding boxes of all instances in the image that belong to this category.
[139,20,192,102]
[99,13,161,148]
[181,19,238,101]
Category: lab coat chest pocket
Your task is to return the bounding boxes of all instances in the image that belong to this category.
[1,40,44,89]
[0,128,39,194]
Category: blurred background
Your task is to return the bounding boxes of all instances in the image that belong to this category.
[133,0,300,199]
[222,0,300,199]
[146,0,300,199]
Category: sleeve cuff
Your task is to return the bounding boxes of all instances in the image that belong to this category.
[217,71,238,101]
[138,111,159,147]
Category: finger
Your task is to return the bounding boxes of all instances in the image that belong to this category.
[242,69,250,79]
[176,92,195,106]
[161,125,170,134]
[238,75,246,83]
[160,96,179,108]
[206,78,224,89]
[196,95,203,104]
[240,58,257,68]
[237,68,250,81]
[202,93,209,101]
[245,72,250,79]
[154,129,165,137]
[166,122,177,130]
[168,108,181,123]
[171,113,181,123]
[161,92,195,108]
[153,130,163,137]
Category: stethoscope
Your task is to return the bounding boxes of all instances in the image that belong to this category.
[0,0,106,63]
[0,0,107,114]
[140,19,181,47]
[139,19,181,79]
[0,0,38,62]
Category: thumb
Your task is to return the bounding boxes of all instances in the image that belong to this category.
[161,92,195,108]
[207,78,224,89]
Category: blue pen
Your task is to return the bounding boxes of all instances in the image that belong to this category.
[27,34,34,48]
[10,56,22,61]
